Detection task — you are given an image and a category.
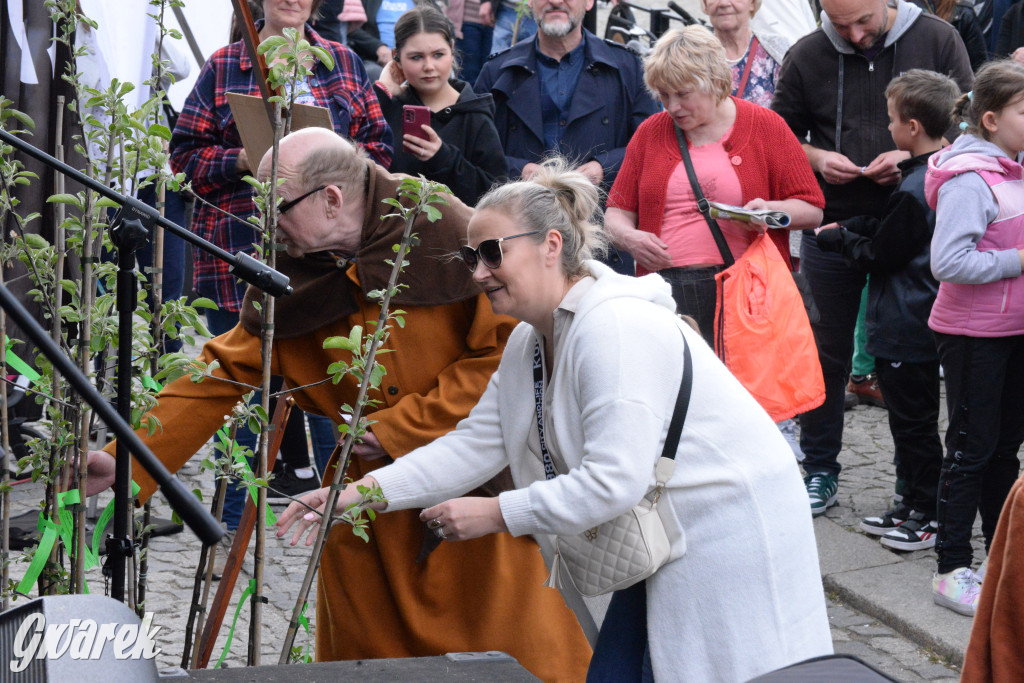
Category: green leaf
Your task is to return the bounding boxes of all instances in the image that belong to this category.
[308,46,334,70]
[190,297,218,310]
[46,194,83,211]
[147,123,172,141]
[95,197,120,208]
[257,36,287,53]
[8,108,35,130]
[424,205,442,222]
[251,300,263,314]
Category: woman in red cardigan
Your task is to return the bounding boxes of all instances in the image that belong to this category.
[605,26,824,347]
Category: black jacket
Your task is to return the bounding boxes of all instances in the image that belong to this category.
[348,0,386,62]
[772,0,974,224]
[912,0,989,70]
[815,154,939,361]
[374,80,508,205]
[996,0,1024,55]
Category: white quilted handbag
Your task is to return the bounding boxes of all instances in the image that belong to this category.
[549,457,677,597]
[537,331,693,598]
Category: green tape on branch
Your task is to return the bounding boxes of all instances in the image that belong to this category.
[4,335,40,382]
[16,526,57,595]
[297,601,312,662]
[216,578,256,669]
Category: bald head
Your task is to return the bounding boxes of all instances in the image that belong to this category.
[821,0,894,50]
[258,127,358,187]
[257,128,369,257]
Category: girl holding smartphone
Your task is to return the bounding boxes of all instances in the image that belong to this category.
[375,5,507,205]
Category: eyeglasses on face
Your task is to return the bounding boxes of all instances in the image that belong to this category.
[459,229,546,271]
[278,185,326,215]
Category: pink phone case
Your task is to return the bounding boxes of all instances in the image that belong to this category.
[402,105,431,141]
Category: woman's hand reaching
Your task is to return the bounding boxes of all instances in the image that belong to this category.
[276,476,384,546]
[419,497,508,541]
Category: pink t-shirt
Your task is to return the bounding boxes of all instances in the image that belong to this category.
[661,140,754,267]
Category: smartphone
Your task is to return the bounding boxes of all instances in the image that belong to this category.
[402,105,431,142]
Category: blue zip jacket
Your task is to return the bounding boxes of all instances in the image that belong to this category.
[475,30,657,188]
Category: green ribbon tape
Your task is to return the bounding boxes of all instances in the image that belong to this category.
[216,578,256,669]
[297,601,312,662]
[3,335,40,382]
[13,482,139,596]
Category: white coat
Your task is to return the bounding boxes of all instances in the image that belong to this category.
[373,261,833,681]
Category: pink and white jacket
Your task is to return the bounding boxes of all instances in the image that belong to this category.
[925,135,1024,337]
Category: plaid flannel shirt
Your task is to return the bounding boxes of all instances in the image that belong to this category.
[169,25,393,312]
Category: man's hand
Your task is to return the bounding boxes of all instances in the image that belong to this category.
[479,1,495,25]
[376,44,392,66]
[578,160,604,186]
[520,162,543,180]
[353,431,389,461]
[419,497,508,541]
[814,150,861,185]
[815,221,841,235]
[85,450,116,497]
[862,149,909,186]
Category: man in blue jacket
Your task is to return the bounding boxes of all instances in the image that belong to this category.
[474,0,657,271]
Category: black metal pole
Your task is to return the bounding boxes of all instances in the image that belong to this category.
[107,212,150,602]
[0,283,223,548]
[0,128,292,297]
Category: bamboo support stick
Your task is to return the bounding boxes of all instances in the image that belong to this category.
[278,189,423,662]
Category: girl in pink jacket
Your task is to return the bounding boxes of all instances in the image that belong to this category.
[925,59,1024,618]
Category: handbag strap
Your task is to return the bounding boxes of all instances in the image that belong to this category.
[734,36,759,100]
[674,125,735,268]
[532,327,694,482]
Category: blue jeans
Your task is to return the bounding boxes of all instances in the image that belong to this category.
[587,581,654,682]
[456,22,493,88]
[798,233,867,478]
[490,4,537,54]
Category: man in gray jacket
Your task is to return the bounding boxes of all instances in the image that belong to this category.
[771,0,973,517]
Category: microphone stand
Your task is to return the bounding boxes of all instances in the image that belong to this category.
[0,129,291,602]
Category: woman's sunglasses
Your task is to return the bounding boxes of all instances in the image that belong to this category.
[459,229,545,271]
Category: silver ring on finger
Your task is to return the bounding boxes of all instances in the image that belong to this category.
[435,526,447,540]
[428,518,441,529]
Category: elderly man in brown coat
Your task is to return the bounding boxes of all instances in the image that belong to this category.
[88,128,591,681]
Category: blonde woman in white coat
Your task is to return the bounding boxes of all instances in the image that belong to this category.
[277,159,833,681]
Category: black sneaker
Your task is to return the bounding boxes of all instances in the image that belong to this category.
[266,465,320,505]
[880,512,937,551]
[860,502,910,536]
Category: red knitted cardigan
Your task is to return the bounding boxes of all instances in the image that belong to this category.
[608,97,825,275]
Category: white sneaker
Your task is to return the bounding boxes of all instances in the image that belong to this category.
[776,419,805,462]
[976,557,988,583]
[933,567,981,616]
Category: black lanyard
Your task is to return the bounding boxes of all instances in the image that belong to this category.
[532,343,559,481]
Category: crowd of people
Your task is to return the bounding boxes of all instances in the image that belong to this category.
[81,0,1024,678]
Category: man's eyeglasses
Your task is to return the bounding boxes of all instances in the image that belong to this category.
[278,185,326,215]
[459,229,546,271]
